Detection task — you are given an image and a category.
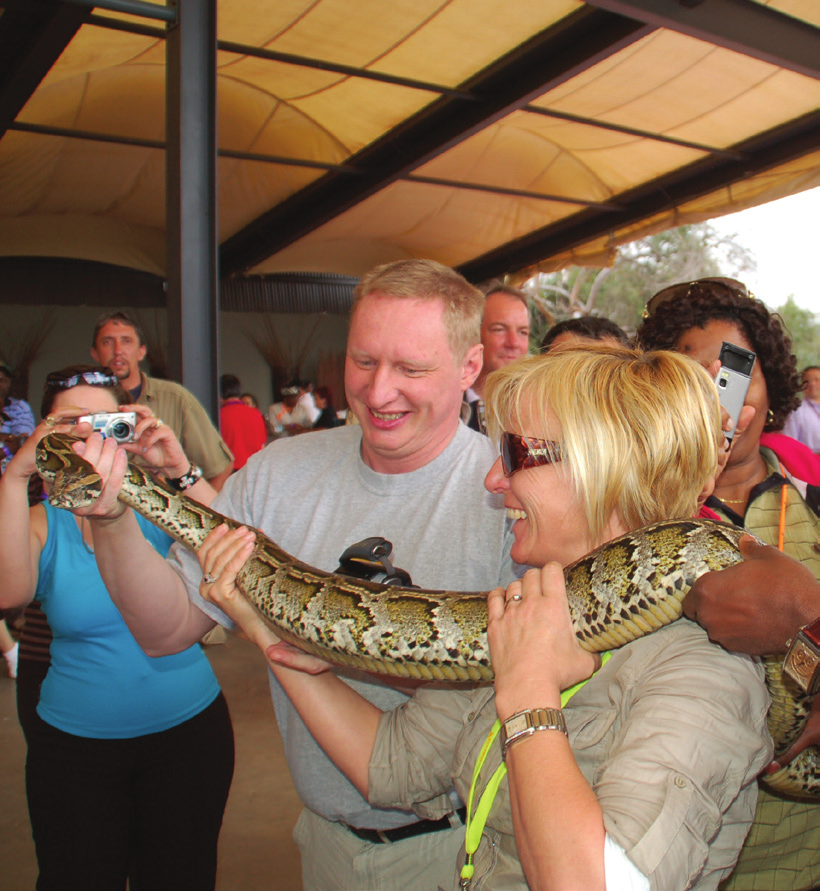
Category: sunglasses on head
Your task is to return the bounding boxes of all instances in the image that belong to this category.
[500,432,563,477]
[45,370,119,392]
[643,277,750,320]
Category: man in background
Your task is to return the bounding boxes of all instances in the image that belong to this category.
[90,311,233,489]
[464,281,530,433]
[784,366,820,453]
[267,381,314,436]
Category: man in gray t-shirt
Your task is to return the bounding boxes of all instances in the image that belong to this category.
[85,259,516,890]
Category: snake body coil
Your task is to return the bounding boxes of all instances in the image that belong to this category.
[36,432,818,800]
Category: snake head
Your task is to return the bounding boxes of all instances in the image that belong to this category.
[35,432,104,509]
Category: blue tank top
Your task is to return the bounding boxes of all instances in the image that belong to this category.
[35,503,220,739]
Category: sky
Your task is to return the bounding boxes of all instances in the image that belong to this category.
[708,186,820,314]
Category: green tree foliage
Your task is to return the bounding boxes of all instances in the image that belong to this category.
[525,223,756,348]
[777,296,820,371]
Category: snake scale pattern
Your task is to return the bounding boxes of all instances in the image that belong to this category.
[36,432,818,800]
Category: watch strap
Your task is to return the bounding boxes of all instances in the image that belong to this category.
[499,707,567,759]
[783,617,820,695]
[168,463,203,491]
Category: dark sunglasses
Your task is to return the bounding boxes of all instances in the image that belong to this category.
[500,432,563,477]
[643,277,750,320]
[45,369,119,391]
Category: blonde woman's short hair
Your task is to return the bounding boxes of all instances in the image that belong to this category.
[484,342,723,541]
[353,259,483,361]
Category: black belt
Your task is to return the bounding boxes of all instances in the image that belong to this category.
[344,807,467,845]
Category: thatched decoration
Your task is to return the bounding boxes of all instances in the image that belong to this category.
[246,314,323,398]
[316,350,347,410]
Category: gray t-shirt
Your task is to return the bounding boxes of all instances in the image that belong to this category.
[169,421,515,828]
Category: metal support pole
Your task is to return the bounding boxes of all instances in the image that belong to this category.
[165,0,219,420]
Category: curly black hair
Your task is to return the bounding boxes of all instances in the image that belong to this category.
[636,281,801,431]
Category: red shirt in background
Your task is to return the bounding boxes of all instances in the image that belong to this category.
[220,400,267,470]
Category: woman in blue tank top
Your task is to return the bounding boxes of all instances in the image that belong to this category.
[0,365,234,890]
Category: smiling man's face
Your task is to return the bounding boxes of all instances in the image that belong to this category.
[345,292,481,475]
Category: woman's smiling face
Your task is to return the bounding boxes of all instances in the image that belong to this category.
[485,402,627,568]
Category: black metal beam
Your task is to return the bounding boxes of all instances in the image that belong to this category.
[165,0,219,420]
[404,174,623,211]
[586,0,820,79]
[0,0,90,138]
[457,109,820,283]
[219,7,655,277]
[522,106,747,161]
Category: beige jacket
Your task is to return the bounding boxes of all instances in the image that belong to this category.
[370,620,772,891]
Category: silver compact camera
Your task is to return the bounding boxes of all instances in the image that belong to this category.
[716,341,756,441]
[77,411,138,443]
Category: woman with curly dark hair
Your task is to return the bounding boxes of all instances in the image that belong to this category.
[638,277,820,891]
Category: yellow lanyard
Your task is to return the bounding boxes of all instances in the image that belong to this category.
[459,652,612,889]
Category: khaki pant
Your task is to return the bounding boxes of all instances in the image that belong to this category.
[294,806,466,891]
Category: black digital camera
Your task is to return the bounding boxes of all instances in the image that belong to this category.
[77,411,138,443]
[335,537,415,588]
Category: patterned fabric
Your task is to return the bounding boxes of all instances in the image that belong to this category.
[712,449,820,891]
[0,396,35,436]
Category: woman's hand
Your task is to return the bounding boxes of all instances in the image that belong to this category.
[119,404,190,478]
[4,408,90,483]
[70,432,130,520]
[488,564,599,717]
[197,524,332,675]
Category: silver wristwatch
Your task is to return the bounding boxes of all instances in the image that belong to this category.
[499,707,567,759]
[783,617,820,695]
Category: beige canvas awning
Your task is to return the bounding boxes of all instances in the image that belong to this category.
[0,0,818,289]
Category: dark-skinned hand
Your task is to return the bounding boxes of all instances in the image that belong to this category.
[684,536,820,655]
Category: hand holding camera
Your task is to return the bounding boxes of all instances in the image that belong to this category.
[78,405,190,481]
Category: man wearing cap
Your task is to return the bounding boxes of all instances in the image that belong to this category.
[267,381,313,435]
[90,311,233,489]
[79,259,516,890]
[464,282,530,433]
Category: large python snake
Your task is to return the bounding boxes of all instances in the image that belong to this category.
[37,432,817,800]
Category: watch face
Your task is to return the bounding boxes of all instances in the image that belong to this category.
[503,714,531,738]
[785,634,820,694]
[789,640,817,684]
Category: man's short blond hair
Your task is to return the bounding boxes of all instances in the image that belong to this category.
[484,343,722,542]
[353,259,483,361]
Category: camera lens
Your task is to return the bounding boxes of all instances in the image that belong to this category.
[111,421,131,441]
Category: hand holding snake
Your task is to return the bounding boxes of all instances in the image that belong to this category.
[197,523,332,676]
[489,565,600,718]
